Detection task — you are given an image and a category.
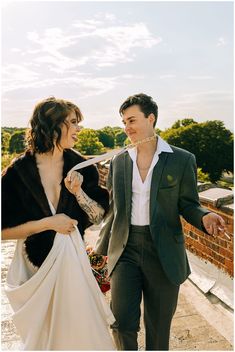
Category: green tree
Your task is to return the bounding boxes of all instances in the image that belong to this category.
[1,131,11,154]
[155,127,162,136]
[97,127,115,148]
[1,153,18,171]
[9,130,26,154]
[74,129,104,155]
[161,120,233,183]
[181,118,197,127]
[197,168,210,183]
[112,126,124,135]
[124,137,131,146]
[171,118,197,129]
[115,130,127,147]
[171,120,181,129]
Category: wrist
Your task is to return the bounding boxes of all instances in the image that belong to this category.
[40,216,53,231]
[201,212,212,234]
[75,189,83,199]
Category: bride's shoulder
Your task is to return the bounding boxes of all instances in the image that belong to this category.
[64,148,87,164]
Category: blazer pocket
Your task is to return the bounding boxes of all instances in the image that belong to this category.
[174,234,185,243]
[159,185,177,192]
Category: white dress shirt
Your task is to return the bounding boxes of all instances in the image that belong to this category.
[128,136,173,226]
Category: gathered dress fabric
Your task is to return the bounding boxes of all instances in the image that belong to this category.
[5,201,115,350]
[2,149,115,350]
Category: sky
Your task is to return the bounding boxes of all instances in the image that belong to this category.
[1,0,234,131]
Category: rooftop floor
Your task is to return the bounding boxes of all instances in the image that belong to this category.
[1,226,233,351]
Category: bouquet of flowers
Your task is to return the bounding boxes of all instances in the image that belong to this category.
[86,247,110,294]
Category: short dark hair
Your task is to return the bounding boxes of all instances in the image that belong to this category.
[119,93,158,127]
[26,97,83,153]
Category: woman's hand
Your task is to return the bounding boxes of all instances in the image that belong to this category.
[1,214,78,240]
[47,213,78,235]
[65,170,105,225]
[64,171,83,196]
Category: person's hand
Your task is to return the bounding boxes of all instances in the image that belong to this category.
[86,245,94,255]
[64,171,83,196]
[202,213,230,239]
[47,213,78,235]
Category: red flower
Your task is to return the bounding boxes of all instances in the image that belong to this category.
[86,251,111,294]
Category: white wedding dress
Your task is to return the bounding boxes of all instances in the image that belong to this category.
[5,201,116,350]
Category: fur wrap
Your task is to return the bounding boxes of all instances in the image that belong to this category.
[2,149,109,267]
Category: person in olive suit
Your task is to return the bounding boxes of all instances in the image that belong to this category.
[95,93,226,351]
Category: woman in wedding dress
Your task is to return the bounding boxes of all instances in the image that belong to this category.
[2,97,116,350]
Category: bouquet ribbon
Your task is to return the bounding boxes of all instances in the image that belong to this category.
[69,135,157,172]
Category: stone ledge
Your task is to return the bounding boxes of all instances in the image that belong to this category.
[220,202,234,216]
[199,188,233,209]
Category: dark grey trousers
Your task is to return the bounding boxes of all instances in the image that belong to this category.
[110,225,179,351]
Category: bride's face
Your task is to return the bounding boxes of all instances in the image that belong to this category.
[59,111,81,149]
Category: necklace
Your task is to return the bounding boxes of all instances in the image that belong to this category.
[127,134,157,149]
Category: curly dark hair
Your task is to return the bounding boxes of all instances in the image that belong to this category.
[119,93,158,127]
[26,97,83,153]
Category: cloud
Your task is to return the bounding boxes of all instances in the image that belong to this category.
[27,28,79,51]
[172,90,233,108]
[2,61,135,98]
[72,19,103,31]
[2,64,39,91]
[188,75,214,80]
[182,90,232,99]
[10,48,21,52]
[216,37,227,47]
[160,74,176,79]
[23,18,161,72]
[94,12,117,21]
[90,23,162,66]
[2,13,161,100]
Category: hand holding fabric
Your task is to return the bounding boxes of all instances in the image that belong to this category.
[47,213,78,234]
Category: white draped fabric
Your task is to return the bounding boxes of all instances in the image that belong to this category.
[5,202,115,350]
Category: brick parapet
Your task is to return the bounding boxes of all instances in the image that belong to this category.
[97,163,109,187]
[183,188,234,278]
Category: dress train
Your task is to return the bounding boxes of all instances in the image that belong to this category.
[5,221,115,350]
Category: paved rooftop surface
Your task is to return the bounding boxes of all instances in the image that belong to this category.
[1,226,233,351]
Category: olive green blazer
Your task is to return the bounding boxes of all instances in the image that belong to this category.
[95,146,210,286]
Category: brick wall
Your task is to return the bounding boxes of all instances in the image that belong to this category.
[97,163,109,187]
[97,163,234,278]
[182,212,233,277]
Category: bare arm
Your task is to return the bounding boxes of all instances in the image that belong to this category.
[2,218,51,240]
[75,189,105,225]
[2,214,78,240]
[64,170,105,225]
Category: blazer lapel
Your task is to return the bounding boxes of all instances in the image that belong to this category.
[124,152,133,223]
[150,152,168,221]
